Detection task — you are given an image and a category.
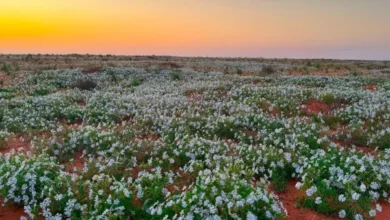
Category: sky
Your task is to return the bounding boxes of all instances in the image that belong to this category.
[0,0,389,60]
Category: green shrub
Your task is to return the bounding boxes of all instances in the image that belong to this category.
[322,115,343,130]
[236,67,243,75]
[0,131,9,150]
[349,70,358,76]
[321,93,335,105]
[31,84,55,96]
[60,106,84,123]
[131,77,143,87]
[1,62,12,75]
[214,120,236,139]
[297,148,388,219]
[73,78,97,90]
[350,128,369,146]
[271,166,290,192]
[170,70,181,80]
[153,166,286,219]
[262,65,276,74]
[373,132,390,150]
[0,90,14,100]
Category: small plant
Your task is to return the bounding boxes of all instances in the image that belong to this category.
[373,131,390,150]
[0,131,10,150]
[106,69,118,83]
[60,106,84,123]
[131,77,143,87]
[349,70,358,76]
[12,62,20,71]
[321,93,335,105]
[170,70,181,80]
[31,84,55,96]
[223,66,230,74]
[302,67,310,75]
[24,54,33,62]
[214,120,236,139]
[271,166,290,192]
[322,115,343,130]
[1,62,12,75]
[263,65,276,74]
[350,128,369,146]
[381,69,390,74]
[72,78,97,90]
[236,67,243,75]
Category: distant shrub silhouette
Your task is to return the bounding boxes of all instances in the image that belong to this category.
[262,65,276,74]
[73,78,97,90]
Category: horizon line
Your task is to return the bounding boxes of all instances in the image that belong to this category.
[1,53,389,62]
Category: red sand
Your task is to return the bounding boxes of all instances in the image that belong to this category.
[302,100,329,115]
[64,149,84,172]
[0,199,25,220]
[377,201,390,220]
[0,137,31,155]
[275,180,339,220]
[362,84,377,92]
[328,129,377,155]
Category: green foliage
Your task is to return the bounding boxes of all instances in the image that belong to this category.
[373,132,390,150]
[1,62,12,75]
[262,65,276,75]
[170,70,181,80]
[155,166,286,219]
[1,61,390,219]
[106,68,118,83]
[236,67,243,75]
[131,77,143,87]
[72,78,97,90]
[0,131,9,150]
[271,166,290,192]
[297,148,386,219]
[24,54,33,62]
[322,115,344,130]
[350,128,369,146]
[349,70,358,76]
[31,84,55,96]
[321,93,335,105]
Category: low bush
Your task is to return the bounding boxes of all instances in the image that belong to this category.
[170,70,181,80]
[1,62,12,75]
[262,65,276,75]
[372,130,390,150]
[321,93,336,105]
[72,78,97,90]
[296,148,388,219]
[131,77,143,87]
[151,166,286,219]
[350,128,369,146]
[0,131,9,150]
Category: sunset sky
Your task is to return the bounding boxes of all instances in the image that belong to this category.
[1,0,389,60]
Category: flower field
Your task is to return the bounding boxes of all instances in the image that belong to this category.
[1,55,390,219]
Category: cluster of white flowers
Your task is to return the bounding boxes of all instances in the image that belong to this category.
[1,66,390,219]
[149,166,286,219]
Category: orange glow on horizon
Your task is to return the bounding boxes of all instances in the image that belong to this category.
[0,0,389,59]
